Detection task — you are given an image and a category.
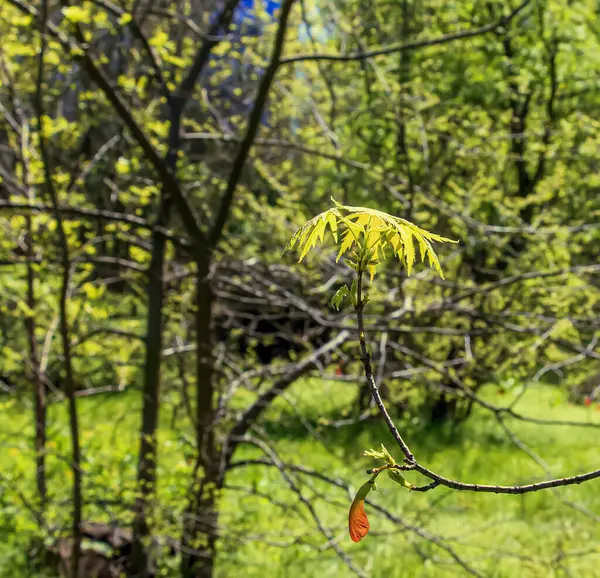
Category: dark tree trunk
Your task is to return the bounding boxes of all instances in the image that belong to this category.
[26,197,46,509]
[180,253,220,578]
[430,393,458,423]
[36,5,82,573]
[130,196,170,578]
[180,477,220,578]
[428,344,462,424]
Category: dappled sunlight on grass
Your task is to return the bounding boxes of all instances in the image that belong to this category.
[1,381,600,577]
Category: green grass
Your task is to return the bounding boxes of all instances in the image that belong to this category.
[1,381,600,577]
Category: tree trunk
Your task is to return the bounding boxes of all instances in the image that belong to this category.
[430,393,458,422]
[180,476,220,578]
[36,6,82,572]
[130,196,171,578]
[26,214,47,509]
[180,253,220,578]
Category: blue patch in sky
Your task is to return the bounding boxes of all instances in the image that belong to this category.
[236,0,280,25]
[240,0,280,16]
[210,0,279,34]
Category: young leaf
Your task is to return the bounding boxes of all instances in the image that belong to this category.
[349,278,358,307]
[330,285,350,310]
[380,444,396,466]
[282,199,458,279]
[388,468,414,490]
[368,263,377,282]
[364,447,385,460]
[348,479,375,542]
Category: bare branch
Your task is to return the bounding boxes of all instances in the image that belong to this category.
[224,329,350,464]
[352,268,600,495]
[235,435,367,578]
[279,0,532,65]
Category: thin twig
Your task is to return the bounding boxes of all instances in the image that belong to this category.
[279,0,531,65]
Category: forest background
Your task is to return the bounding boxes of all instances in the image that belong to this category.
[1,0,600,576]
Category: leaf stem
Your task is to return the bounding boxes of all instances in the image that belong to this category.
[354,270,415,464]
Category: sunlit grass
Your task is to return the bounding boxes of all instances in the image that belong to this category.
[1,381,599,577]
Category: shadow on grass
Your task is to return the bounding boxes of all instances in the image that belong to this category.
[259,402,512,461]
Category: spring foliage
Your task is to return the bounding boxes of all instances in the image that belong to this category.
[283,198,457,280]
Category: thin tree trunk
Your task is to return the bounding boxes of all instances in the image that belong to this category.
[130,195,171,578]
[36,1,82,573]
[45,86,82,578]
[180,3,297,574]
[180,252,219,578]
[25,215,46,508]
[130,95,180,578]
[130,2,244,571]
[21,118,47,510]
